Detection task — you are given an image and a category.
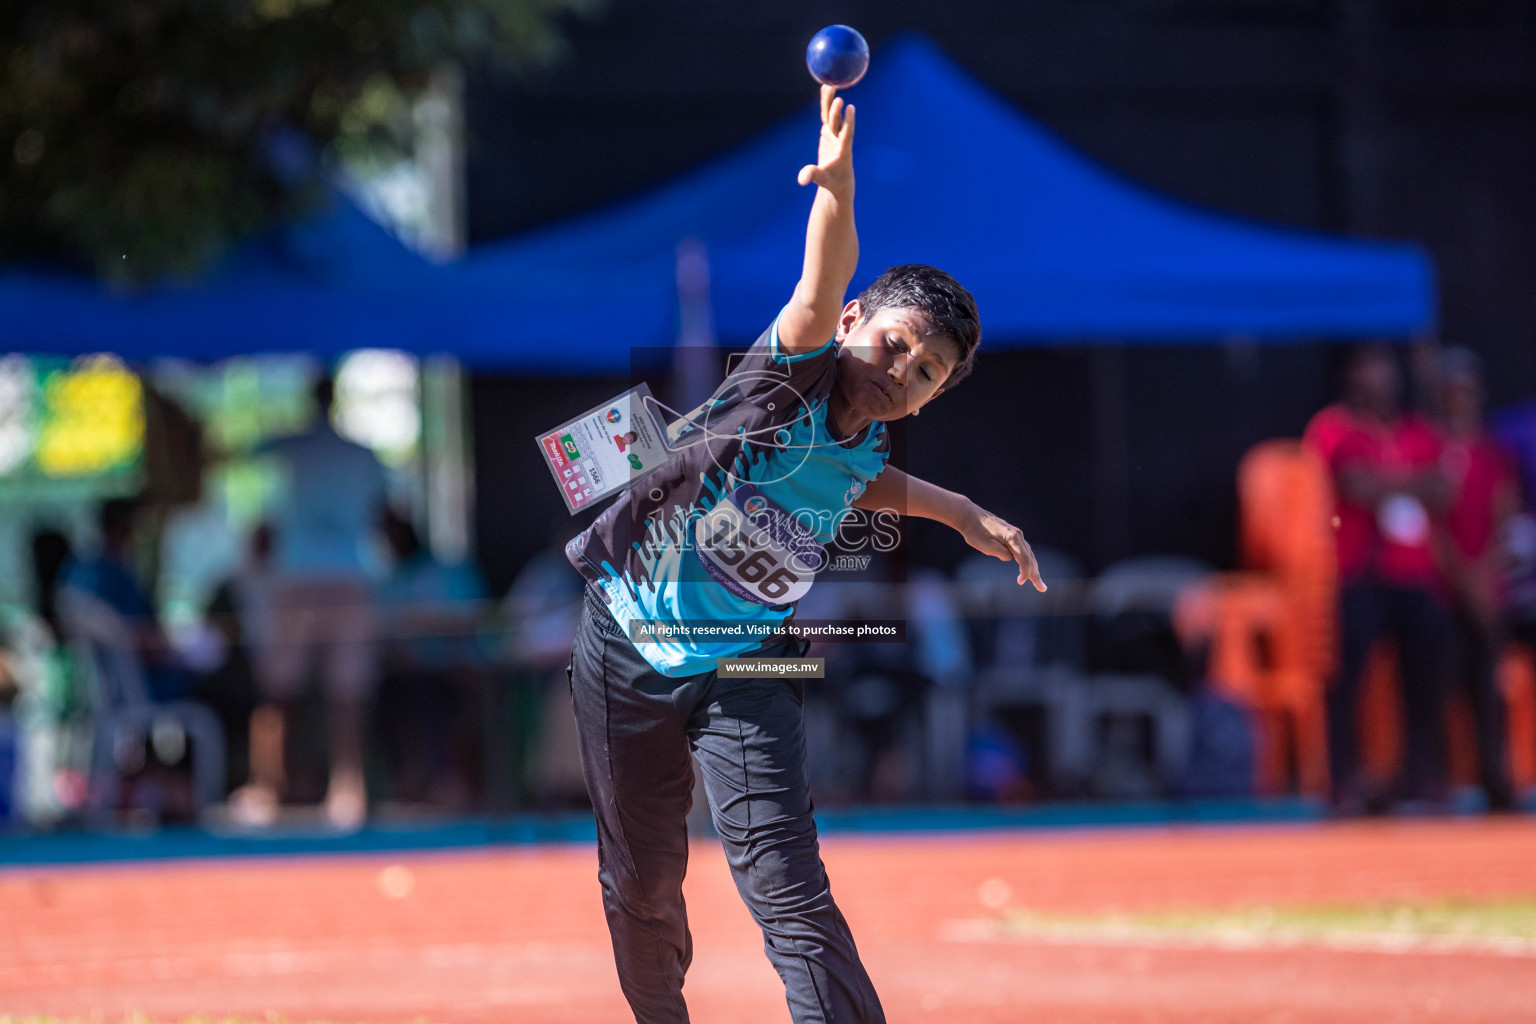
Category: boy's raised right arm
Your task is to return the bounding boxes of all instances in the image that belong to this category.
[778,85,858,355]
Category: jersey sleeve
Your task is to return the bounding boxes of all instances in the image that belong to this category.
[867,420,892,468]
[728,312,840,408]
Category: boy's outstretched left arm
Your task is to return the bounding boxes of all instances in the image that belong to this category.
[854,466,1046,591]
[779,85,858,355]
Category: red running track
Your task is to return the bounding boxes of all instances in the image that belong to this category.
[2,819,1535,1023]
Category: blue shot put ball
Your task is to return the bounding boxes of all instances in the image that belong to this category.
[806,25,869,88]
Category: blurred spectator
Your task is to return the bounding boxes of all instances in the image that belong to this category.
[1436,348,1518,811]
[1305,345,1452,811]
[377,508,488,808]
[11,530,87,825]
[200,525,275,798]
[63,498,191,702]
[241,376,387,829]
[30,530,72,645]
[61,499,217,821]
[502,525,586,807]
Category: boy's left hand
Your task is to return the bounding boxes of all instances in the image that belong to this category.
[797,84,855,197]
[959,502,1046,592]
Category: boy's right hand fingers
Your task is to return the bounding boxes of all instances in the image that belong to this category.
[1002,529,1046,592]
[820,84,836,125]
[828,96,844,135]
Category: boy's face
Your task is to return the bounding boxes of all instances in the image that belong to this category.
[832,301,958,421]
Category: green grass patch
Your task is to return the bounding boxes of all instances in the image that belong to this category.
[1003,896,1536,940]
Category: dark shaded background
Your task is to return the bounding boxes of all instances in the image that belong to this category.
[464,0,1536,593]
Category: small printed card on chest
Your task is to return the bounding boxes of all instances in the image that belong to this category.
[536,383,676,514]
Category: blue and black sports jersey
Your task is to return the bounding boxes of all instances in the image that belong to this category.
[565,313,891,676]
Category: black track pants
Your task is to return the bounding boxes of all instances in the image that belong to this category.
[567,584,885,1024]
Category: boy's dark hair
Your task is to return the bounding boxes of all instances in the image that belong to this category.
[855,264,981,388]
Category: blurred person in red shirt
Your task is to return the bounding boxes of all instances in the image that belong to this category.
[1436,347,1518,812]
[1305,345,1453,811]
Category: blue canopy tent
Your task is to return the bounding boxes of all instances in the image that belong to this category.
[0,35,1433,367]
[0,189,458,362]
[438,33,1434,371]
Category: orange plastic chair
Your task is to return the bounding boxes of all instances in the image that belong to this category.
[1231,439,1338,796]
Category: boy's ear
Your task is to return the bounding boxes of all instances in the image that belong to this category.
[835,299,862,341]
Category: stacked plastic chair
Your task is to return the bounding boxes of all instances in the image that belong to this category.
[1228,439,1337,796]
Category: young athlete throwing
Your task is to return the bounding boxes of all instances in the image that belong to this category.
[564,84,1044,1024]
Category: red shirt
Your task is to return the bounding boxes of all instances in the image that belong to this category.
[1442,433,1513,562]
[1304,404,1444,587]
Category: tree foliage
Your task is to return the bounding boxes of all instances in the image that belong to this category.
[0,0,593,283]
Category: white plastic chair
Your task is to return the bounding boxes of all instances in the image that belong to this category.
[956,549,1094,793]
[57,587,226,819]
[1079,555,1213,794]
